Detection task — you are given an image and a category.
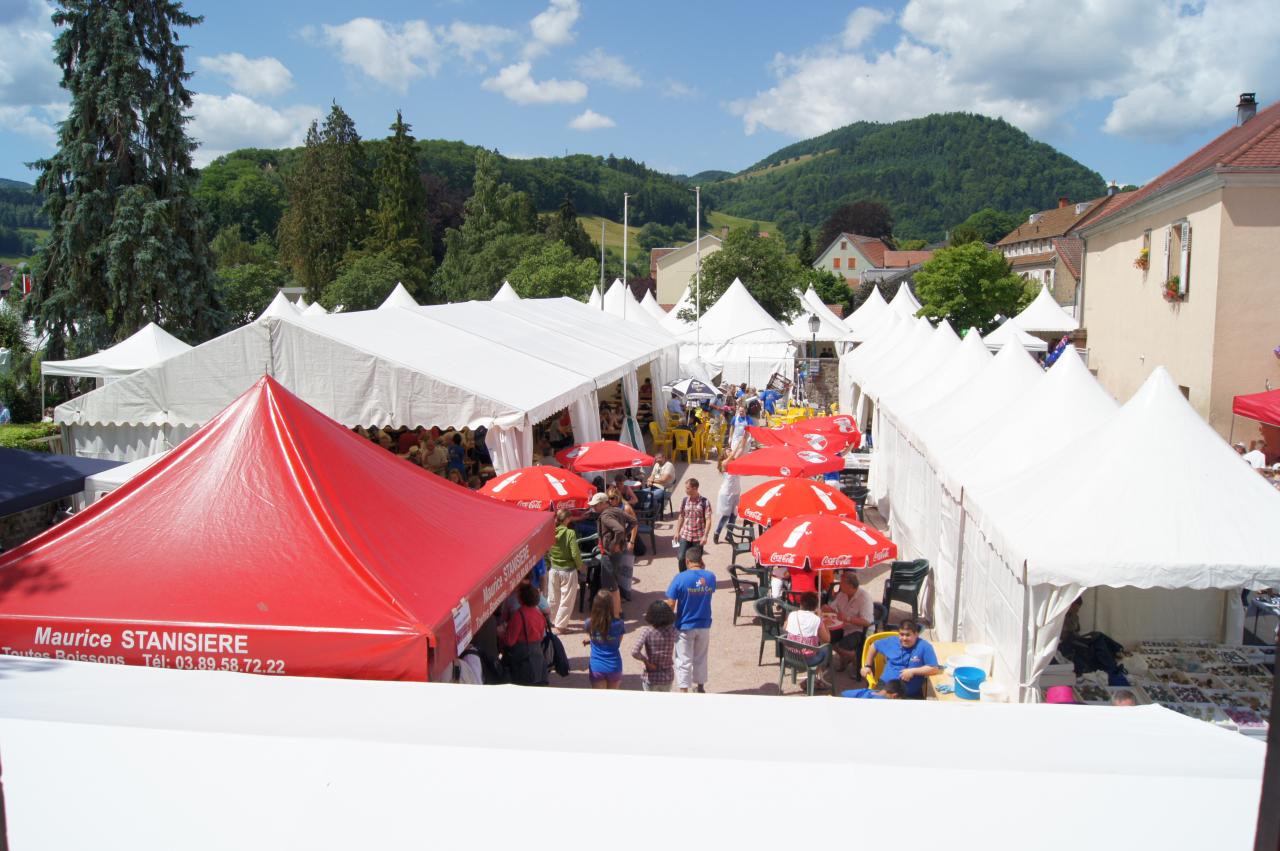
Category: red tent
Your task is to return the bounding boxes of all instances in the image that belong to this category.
[1233,388,1280,427]
[0,377,552,682]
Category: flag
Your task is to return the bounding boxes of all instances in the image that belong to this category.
[21,274,32,296]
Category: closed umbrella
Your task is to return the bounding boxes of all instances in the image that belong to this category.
[790,414,859,436]
[725,446,842,478]
[747,425,860,454]
[737,478,857,526]
[479,466,597,510]
[555,440,655,473]
[751,514,897,571]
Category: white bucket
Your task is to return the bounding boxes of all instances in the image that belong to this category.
[965,643,995,674]
[979,681,1009,703]
[946,654,981,672]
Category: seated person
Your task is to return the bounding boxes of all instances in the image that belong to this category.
[860,619,939,699]
[643,453,676,505]
[785,564,818,603]
[823,570,874,671]
[611,474,639,507]
[1058,598,1129,686]
[666,395,684,418]
[397,427,424,454]
[841,679,906,700]
[783,591,831,667]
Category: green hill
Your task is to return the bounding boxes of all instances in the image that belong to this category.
[707,113,1106,242]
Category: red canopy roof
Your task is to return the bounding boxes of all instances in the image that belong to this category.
[1233,388,1280,428]
[0,377,552,682]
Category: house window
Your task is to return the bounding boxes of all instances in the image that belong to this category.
[840,241,847,250]
[1165,220,1192,299]
[833,257,841,269]
[1141,229,1151,275]
[848,257,856,269]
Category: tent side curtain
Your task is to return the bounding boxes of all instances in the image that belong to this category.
[1232,388,1280,427]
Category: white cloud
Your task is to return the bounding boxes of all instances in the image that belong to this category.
[730,0,1280,143]
[188,93,322,166]
[661,80,698,100]
[442,21,518,67]
[841,7,890,48]
[483,62,586,105]
[197,53,293,97]
[568,109,615,130]
[0,2,65,152]
[524,0,579,58]
[572,48,640,89]
[321,18,443,91]
[0,105,57,143]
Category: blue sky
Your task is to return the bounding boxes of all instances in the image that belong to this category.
[3,0,1278,197]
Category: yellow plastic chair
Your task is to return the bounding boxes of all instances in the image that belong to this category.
[649,421,673,456]
[693,423,712,461]
[860,630,896,688]
[672,429,693,463]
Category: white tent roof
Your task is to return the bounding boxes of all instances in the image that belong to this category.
[887,283,923,319]
[881,329,992,425]
[860,320,959,404]
[296,298,311,312]
[586,286,602,308]
[843,284,888,342]
[982,316,1048,353]
[639,289,668,323]
[786,286,853,342]
[258,291,300,321]
[301,301,329,317]
[0,658,1264,850]
[972,367,1280,589]
[492,281,521,302]
[943,346,1118,498]
[840,311,906,379]
[82,451,166,503]
[41,322,192,379]
[1015,283,1079,333]
[855,317,936,402]
[660,286,695,334]
[379,283,419,310]
[601,280,668,332]
[673,278,793,344]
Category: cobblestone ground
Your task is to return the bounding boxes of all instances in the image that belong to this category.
[549,455,898,697]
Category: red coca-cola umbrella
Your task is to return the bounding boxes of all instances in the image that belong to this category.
[479,465,597,510]
[748,425,860,454]
[792,414,859,436]
[555,440,654,473]
[737,478,857,526]
[725,445,842,478]
[751,514,897,570]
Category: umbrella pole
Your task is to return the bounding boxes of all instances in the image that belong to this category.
[1229,414,1235,447]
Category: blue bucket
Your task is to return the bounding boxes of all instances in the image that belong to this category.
[954,666,986,700]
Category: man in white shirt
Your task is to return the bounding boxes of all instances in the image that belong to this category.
[1243,440,1267,469]
[823,570,875,671]
[666,395,684,417]
[643,452,676,514]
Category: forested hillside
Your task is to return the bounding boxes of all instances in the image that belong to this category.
[707,113,1106,242]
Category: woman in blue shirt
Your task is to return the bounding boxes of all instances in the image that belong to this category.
[584,592,625,689]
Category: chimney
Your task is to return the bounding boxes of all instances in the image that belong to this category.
[1237,92,1257,126]
[1058,196,1070,208]
[1107,181,1118,196]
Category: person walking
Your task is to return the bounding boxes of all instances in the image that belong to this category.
[712,472,740,545]
[545,509,584,634]
[631,600,678,692]
[665,547,716,693]
[584,592,625,690]
[589,491,634,617]
[673,478,711,572]
[606,486,638,602]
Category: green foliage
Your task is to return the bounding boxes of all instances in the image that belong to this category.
[955,207,1031,244]
[543,196,596,260]
[795,228,815,266]
[0,183,47,229]
[691,227,803,322]
[277,103,370,300]
[507,240,598,300]
[217,262,290,326]
[364,111,434,299]
[817,200,894,250]
[0,422,61,451]
[435,149,542,302]
[897,238,929,251]
[0,300,37,421]
[211,226,276,268]
[707,113,1106,242]
[194,155,286,242]
[913,243,1032,333]
[0,226,39,256]
[25,0,224,358]
[805,266,852,314]
[948,225,984,246]
[321,251,413,312]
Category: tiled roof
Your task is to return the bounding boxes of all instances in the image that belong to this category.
[817,232,891,268]
[883,250,933,268]
[1089,99,1280,227]
[1053,237,1083,279]
[1009,251,1055,268]
[997,198,1108,245]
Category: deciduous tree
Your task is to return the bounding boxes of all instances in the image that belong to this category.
[507,240,598,300]
[689,227,802,322]
[817,200,894,252]
[913,243,1034,333]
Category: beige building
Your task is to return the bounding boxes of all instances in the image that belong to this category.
[654,235,721,307]
[1078,94,1280,439]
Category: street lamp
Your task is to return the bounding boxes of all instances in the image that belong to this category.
[807,312,820,358]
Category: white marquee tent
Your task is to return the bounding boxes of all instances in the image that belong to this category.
[41,322,191,382]
[301,302,329,317]
[672,278,797,386]
[1014,283,1079,334]
[982,317,1048,353]
[837,311,906,416]
[887,283,923,319]
[639,290,669,324]
[842,284,888,342]
[55,298,678,473]
[659,286,695,335]
[491,281,521,302]
[586,286,602,309]
[0,658,1263,850]
[602,279,668,334]
[785,286,854,345]
[259,291,301,320]
[379,283,419,310]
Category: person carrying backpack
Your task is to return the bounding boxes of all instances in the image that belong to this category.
[673,478,711,572]
[500,583,549,686]
[589,491,635,617]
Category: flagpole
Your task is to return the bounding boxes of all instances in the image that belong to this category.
[622,192,630,319]
[694,186,701,349]
[599,221,605,310]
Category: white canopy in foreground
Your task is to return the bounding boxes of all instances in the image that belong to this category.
[0,658,1263,851]
[982,316,1048,353]
[491,280,521,301]
[675,278,798,385]
[1014,283,1079,333]
[41,322,191,380]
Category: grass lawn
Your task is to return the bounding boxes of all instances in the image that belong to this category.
[1,228,49,267]
[579,214,643,251]
[706,209,778,235]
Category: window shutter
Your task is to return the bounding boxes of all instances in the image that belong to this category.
[1180,222,1192,294]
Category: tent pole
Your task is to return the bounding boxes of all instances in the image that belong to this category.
[1229,414,1235,446]
[951,491,967,642]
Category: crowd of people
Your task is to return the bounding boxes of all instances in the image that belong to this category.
[356,424,494,489]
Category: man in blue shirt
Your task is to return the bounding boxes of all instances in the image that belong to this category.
[860,619,939,699]
[665,547,716,693]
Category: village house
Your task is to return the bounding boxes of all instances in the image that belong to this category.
[1076,93,1280,441]
[812,233,932,289]
[653,234,721,307]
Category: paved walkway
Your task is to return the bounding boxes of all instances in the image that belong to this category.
[549,455,897,697]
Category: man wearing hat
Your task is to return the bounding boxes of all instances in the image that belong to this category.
[590,491,634,618]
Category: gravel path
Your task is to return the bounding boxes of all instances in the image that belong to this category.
[549,456,897,697]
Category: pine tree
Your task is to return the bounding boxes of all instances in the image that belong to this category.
[361,111,433,299]
[796,228,815,267]
[277,102,369,300]
[26,0,224,356]
[544,195,595,260]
